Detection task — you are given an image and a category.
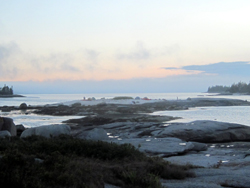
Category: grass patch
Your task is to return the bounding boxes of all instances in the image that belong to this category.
[0,135,195,188]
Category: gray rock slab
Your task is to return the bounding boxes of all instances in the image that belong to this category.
[157,120,250,142]
[21,124,71,138]
[109,137,206,156]
[161,179,223,188]
[186,141,208,151]
[165,142,250,168]
[77,128,109,141]
[162,161,250,188]
[165,153,222,168]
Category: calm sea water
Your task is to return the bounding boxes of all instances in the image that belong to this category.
[1,93,250,127]
[152,106,250,126]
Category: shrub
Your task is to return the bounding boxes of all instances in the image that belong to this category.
[0,136,195,187]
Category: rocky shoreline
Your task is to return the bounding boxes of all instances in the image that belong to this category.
[0,94,25,98]
[1,97,250,187]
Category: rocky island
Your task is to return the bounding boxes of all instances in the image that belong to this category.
[0,84,24,98]
[1,97,250,187]
[207,81,250,95]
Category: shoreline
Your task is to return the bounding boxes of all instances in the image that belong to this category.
[0,94,25,98]
[1,96,250,108]
[27,97,250,117]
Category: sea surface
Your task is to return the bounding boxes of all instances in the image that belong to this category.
[1,93,250,128]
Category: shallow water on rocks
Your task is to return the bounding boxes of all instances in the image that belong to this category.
[152,106,250,126]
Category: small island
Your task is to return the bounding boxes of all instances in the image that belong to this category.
[207,81,250,94]
[0,84,24,98]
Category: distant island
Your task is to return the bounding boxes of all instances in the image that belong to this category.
[207,81,250,94]
[0,85,24,98]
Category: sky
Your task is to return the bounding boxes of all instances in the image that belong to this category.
[1,0,250,94]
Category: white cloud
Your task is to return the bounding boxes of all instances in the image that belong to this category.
[117,41,151,61]
[84,49,100,71]
[0,42,82,80]
[0,42,20,61]
[85,49,100,63]
[117,42,180,59]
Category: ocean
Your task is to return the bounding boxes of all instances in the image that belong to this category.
[1,93,250,128]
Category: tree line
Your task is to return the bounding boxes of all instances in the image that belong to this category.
[0,85,13,95]
[207,81,250,93]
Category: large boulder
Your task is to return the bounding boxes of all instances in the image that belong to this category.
[0,117,16,136]
[20,124,71,138]
[0,130,11,138]
[19,103,28,110]
[77,128,109,141]
[157,120,250,143]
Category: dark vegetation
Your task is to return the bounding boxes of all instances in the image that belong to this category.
[0,135,195,188]
[0,85,13,95]
[112,96,134,100]
[207,81,250,93]
[207,85,230,93]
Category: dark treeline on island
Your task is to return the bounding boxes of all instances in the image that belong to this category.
[0,84,13,95]
[208,81,250,94]
[0,85,24,97]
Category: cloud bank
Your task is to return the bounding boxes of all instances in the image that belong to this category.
[1,41,250,94]
[164,61,250,76]
[0,41,183,81]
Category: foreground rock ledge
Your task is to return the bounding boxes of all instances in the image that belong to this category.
[63,114,250,188]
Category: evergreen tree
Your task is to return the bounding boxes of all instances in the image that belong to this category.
[208,81,250,94]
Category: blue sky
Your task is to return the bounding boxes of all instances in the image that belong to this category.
[1,1,250,94]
